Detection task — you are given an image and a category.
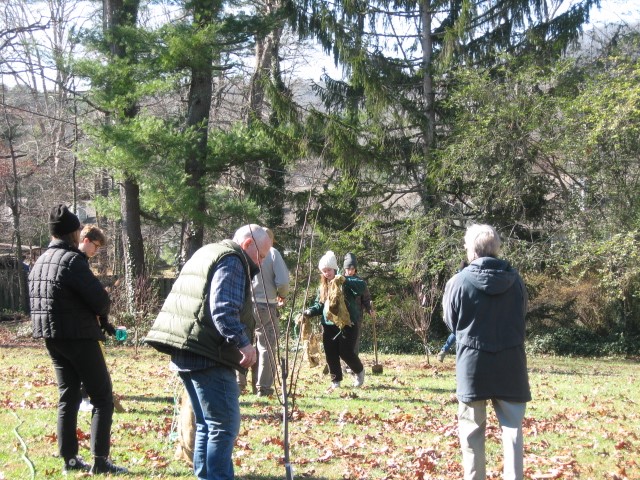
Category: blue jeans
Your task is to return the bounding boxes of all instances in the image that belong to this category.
[179,366,240,480]
[441,333,456,352]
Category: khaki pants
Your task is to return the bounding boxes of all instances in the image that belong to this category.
[458,399,526,480]
[254,303,279,395]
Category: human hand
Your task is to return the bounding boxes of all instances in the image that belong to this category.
[101,322,117,336]
[277,296,286,307]
[239,344,257,368]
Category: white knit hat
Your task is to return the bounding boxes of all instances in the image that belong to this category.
[318,250,338,272]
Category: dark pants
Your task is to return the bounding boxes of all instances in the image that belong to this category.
[45,339,114,460]
[322,323,363,382]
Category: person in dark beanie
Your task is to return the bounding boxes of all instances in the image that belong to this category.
[29,204,127,475]
[342,252,375,356]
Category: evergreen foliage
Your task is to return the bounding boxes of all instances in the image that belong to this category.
[2,0,639,353]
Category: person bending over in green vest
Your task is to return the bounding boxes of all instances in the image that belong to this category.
[146,224,272,480]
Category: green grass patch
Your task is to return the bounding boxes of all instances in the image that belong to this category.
[0,326,638,479]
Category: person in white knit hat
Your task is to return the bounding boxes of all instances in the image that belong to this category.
[303,251,367,388]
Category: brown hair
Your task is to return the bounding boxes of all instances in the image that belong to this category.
[58,230,80,249]
[319,274,331,303]
[80,225,106,246]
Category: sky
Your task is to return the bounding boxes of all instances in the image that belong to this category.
[587,0,640,24]
[295,0,640,81]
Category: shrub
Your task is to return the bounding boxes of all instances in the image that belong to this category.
[107,275,163,345]
[525,231,640,337]
[527,327,640,357]
[526,274,609,334]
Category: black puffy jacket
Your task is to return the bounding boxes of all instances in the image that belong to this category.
[29,239,110,340]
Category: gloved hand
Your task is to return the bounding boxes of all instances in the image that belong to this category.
[100,321,117,336]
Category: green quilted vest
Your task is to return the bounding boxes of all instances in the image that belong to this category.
[145,240,256,373]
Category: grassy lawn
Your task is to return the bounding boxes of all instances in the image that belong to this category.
[1,325,638,479]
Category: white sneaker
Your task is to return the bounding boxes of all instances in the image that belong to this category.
[353,370,365,387]
[79,398,93,412]
[330,381,341,389]
[437,350,446,362]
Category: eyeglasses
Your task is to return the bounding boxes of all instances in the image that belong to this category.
[91,241,102,251]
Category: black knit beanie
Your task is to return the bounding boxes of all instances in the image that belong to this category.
[343,252,357,269]
[49,204,80,236]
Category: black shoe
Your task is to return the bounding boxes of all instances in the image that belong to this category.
[90,457,128,475]
[63,456,91,474]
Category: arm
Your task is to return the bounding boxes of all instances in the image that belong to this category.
[442,276,458,333]
[209,255,251,348]
[304,290,323,317]
[343,275,366,297]
[66,255,111,319]
[272,249,290,299]
[361,284,374,314]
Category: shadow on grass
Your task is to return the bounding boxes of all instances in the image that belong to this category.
[125,468,333,479]
[121,395,174,403]
[372,383,452,394]
[0,343,40,349]
[241,475,333,480]
[528,366,630,377]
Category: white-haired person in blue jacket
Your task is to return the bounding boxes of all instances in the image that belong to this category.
[443,224,531,480]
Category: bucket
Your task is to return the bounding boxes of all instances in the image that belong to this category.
[115,327,128,342]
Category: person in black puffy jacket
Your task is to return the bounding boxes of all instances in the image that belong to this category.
[28,204,127,475]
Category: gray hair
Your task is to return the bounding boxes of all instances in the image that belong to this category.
[232,224,269,246]
[464,224,501,258]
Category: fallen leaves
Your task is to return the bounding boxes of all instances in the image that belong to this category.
[525,454,579,479]
[1,342,639,479]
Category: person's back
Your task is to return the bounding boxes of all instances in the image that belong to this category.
[29,204,125,475]
[446,257,529,402]
[443,224,530,480]
[252,246,289,305]
[30,240,110,339]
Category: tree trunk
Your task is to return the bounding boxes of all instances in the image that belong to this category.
[181,60,211,262]
[246,16,282,125]
[244,6,286,228]
[120,176,145,312]
[418,0,435,212]
[103,0,144,308]
[421,0,435,156]
[3,114,28,312]
[180,0,221,265]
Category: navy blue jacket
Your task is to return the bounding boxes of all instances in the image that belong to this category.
[443,257,531,403]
